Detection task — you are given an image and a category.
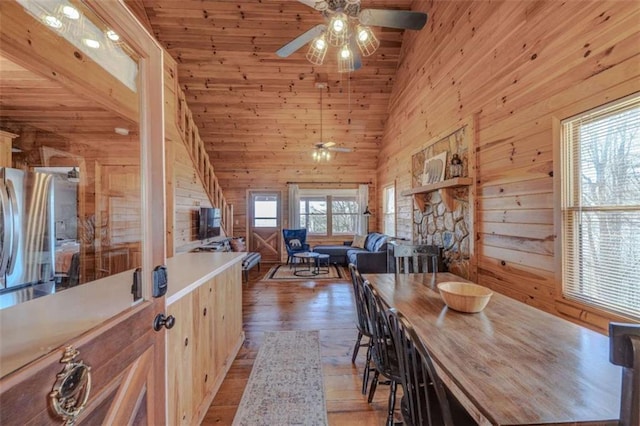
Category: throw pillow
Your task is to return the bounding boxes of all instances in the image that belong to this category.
[352,234,367,248]
[230,238,246,252]
[289,238,302,248]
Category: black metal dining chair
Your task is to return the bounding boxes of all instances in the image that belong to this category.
[610,322,640,426]
[348,263,374,394]
[362,280,402,426]
[387,308,476,426]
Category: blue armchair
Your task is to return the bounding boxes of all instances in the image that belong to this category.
[283,229,310,264]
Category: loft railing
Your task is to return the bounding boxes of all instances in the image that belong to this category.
[176,87,233,237]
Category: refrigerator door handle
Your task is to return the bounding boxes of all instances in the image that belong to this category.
[0,182,13,278]
[5,179,18,275]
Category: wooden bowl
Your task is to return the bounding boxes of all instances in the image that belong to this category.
[437,282,493,313]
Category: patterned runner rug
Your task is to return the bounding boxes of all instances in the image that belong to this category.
[263,264,345,281]
[232,330,328,426]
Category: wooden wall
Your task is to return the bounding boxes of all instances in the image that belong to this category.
[377,0,640,331]
[163,55,214,255]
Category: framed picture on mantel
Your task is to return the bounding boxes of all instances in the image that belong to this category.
[421,152,447,185]
[411,125,467,188]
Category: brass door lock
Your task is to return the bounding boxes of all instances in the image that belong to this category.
[49,346,91,425]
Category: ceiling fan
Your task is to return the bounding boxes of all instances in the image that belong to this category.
[315,141,352,152]
[312,82,352,161]
[276,0,428,72]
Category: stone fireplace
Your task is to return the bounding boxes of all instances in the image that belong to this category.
[410,125,472,279]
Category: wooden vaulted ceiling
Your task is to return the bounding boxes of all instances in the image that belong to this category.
[138,0,416,173]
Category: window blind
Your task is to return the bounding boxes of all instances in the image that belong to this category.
[561,94,640,320]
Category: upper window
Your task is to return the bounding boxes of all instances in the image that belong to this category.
[299,190,358,236]
[253,194,278,227]
[560,94,640,320]
[383,185,396,237]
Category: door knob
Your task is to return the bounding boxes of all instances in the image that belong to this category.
[153,313,175,331]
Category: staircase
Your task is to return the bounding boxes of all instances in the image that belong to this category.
[176,87,233,237]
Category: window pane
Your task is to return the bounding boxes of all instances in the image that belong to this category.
[383,185,395,236]
[255,200,277,219]
[332,214,357,234]
[578,108,640,207]
[307,215,327,234]
[384,187,395,213]
[254,219,277,227]
[562,95,640,320]
[309,200,327,214]
[567,210,640,317]
[332,197,358,213]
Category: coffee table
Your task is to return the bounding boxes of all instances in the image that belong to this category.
[315,253,330,274]
[293,252,320,277]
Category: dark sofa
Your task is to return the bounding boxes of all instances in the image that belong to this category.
[313,232,389,274]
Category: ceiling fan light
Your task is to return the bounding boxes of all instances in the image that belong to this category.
[327,13,349,47]
[340,46,351,59]
[44,15,63,29]
[356,25,379,56]
[314,1,329,11]
[338,45,355,73]
[106,30,120,41]
[306,34,327,65]
[61,5,80,20]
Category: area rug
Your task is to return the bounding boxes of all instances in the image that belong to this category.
[263,264,345,281]
[232,330,328,426]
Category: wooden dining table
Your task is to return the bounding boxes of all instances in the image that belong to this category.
[363,272,622,426]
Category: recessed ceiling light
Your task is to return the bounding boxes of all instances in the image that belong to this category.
[62,5,80,20]
[44,15,62,29]
[114,127,129,136]
[106,30,120,41]
[82,38,100,49]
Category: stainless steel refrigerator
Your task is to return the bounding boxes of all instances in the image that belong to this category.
[0,167,55,309]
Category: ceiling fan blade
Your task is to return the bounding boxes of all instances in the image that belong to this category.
[276,24,327,58]
[358,9,428,30]
[296,0,318,8]
[329,147,353,153]
[323,141,336,148]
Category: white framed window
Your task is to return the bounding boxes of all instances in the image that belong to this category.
[253,194,279,228]
[299,189,358,236]
[560,94,640,320]
[383,185,396,237]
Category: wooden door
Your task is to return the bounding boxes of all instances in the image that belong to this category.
[0,1,166,424]
[249,191,281,263]
[0,299,165,425]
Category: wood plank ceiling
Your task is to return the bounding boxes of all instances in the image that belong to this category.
[138,0,416,179]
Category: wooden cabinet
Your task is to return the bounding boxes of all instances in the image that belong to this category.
[166,261,243,425]
[0,130,18,168]
[400,177,473,210]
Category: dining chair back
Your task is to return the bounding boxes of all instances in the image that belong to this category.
[610,322,640,426]
[387,308,456,426]
[362,280,402,426]
[348,263,374,394]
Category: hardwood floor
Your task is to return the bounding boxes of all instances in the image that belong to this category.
[202,264,397,425]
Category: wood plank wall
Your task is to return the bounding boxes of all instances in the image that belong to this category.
[164,55,214,254]
[377,0,640,331]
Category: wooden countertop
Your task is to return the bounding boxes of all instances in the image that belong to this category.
[165,252,245,304]
[364,272,621,425]
[1,252,244,378]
